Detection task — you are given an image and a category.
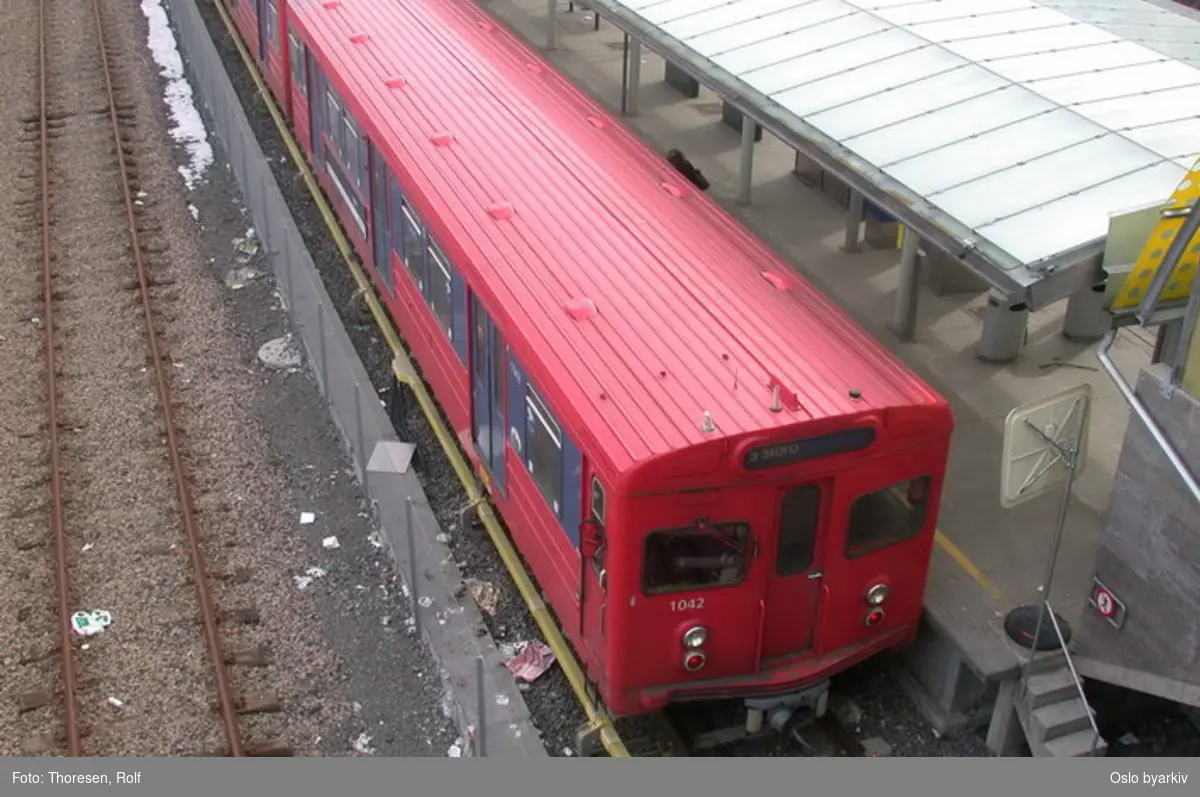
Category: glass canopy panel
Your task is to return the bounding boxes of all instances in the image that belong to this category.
[923,137,1162,229]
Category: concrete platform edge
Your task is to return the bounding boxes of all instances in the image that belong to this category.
[167,0,546,757]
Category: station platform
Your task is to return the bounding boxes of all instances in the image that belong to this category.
[479,0,1156,736]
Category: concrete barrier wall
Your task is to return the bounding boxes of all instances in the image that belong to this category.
[165,0,544,756]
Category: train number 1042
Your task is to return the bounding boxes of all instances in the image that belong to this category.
[669,597,704,612]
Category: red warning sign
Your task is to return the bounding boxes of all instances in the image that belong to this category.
[1088,576,1127,629]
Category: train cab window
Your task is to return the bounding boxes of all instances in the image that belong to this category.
[777,485,821,576]
[288,29,306,98]
[524,385,563,519]
[427,241,455,340]
[643,523,749,595]
[400,204,425,289]
[844,476,931,559]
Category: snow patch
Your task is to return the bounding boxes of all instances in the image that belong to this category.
[140,0,213,190]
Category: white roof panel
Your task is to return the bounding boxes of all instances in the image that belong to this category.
[606,0,1200,291]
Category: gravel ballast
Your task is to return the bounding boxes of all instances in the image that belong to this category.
[1,0,459,757]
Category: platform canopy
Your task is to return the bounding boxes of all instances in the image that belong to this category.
[587,0,1200,308]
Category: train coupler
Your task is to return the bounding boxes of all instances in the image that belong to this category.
[744,680,830,734]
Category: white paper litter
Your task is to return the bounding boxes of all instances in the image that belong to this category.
[294,566,328,590]
[322,536,340,550]
[300,512,316,525]
[107,697,124,708]
[352,732,375,755]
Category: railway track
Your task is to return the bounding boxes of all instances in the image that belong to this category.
[618,702,866,758]
[5,0,285,757]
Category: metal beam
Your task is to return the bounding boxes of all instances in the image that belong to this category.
[737,115,755,206]
[844,190,864,253]
[547,0,559,50]
[890,229,922,342]
[622,36,641,116]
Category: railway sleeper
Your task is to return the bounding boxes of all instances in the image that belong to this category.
[213,566,252,585]
[218,607,260,626]
[225,646,271,667]
[200,740,294,757]
[211,690,281,716]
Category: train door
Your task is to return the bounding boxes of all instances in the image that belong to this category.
[470,295,506,491]
[579,470,607,663]
[308,58,323,165]
[255,0,269,60]
[759,482,828,660]
[368,143,393,294]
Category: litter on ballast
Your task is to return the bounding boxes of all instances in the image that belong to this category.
[351,732,375,755]
[71,610,113,636]
[465,578,499,616]
[1118,732,1139,745]
[81,543,94,553]
[225,266,264,291]
[232,231,259,258]
[447,738,463,758]
[505,641,556,683]
[299,512,316,525]
[107,697,124,708]
[322,536,340,550]
[294,567,328,590]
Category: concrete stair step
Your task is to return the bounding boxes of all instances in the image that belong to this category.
[1045,728,1108,757]
[1025,670,1079,709]
[1025,652,1068,675]
[1032,697,1095,743]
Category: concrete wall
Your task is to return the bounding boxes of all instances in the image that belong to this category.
[1183,317,1200,396]
[1078,364,1200,706]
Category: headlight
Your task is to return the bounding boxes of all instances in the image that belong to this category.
[866,583,890,606]
[682,626,707,649]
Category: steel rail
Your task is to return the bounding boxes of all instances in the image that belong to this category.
[89,0,244,756]
[38,0,82,757]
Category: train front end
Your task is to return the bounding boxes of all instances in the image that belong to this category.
[598,403,952,722]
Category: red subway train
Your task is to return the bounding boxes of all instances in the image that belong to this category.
[215,0,954,724]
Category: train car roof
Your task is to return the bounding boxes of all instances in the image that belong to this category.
[290,0,949,475]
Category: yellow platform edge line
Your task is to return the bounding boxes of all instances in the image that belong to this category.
[208,1,628,757]
[935,530,1010,609]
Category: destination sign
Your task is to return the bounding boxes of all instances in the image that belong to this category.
[742,427,875,470]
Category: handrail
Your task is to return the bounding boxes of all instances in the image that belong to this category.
[1096,330,1200,503]
[1042,600,1102,756]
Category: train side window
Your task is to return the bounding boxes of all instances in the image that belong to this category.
[844,476,931,559]
[426,240,455,341]
[266,0,279,50]
[389,178,405,262]
[324,89,342,156]
[400,203,425,290]
[287,29,306,97]
[524,385,563,519]
[643,523,749,594]
[777,485,821,576]
[590,477,605,526]
[342,115,360,190]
